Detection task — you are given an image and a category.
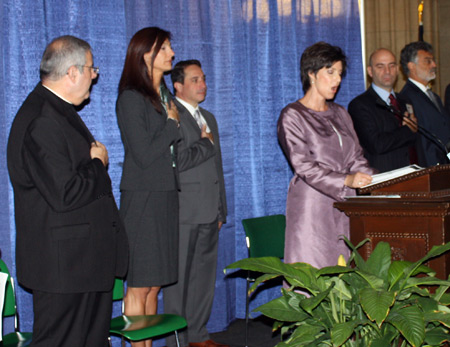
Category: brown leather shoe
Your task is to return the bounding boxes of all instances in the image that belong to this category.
[188,339,229,347]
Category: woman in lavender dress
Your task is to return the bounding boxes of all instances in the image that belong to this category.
[277,42,375,269]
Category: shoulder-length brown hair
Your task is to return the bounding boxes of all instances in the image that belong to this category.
[118,27,171,113]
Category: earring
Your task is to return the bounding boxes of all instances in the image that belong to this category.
[311,81,315,84]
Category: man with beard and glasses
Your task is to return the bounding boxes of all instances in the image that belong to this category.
[399,41,450,167]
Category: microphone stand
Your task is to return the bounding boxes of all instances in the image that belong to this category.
[375,100,450,159]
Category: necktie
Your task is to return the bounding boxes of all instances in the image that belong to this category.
[193,109,204,129]
[426,89,441,110]
[388,94,402,125]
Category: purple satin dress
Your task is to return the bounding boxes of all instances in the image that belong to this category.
[277,101,374,268]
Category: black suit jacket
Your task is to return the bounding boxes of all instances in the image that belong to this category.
[116,89,180,191]
[445,83,450,116]
[399,80,450,167]
[7,83,128,293]
[175,99,227,224]
[348,86,417,172]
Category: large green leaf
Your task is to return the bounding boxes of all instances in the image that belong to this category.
[329,277,352,301]
[248,273,280,294]
[432,283,450,303]
[330,319,365,346]
[226,257,319,291]
[343,236,370,272]
[420,242,450,261]
[300,283,335,315]
[424,311,450,328]
[257,295,310,322]
[404,276,450,289]
[435,292,450,305]
[387,305,425,347]
[287,324,325,345]
[316,266,354,277]
[355,270,385,290]
[366,242,391,281]
[288,263,321,292]
[402,243,450,284]
[412,296,439,313]
[284,288,308,313]
[396,286,430,301]
[226,257,289,275]
[388,261,413,290]
[424,327,450,345]
[341,272,371,295]
[370,333,397,347]
[360,287,395,326]
[388,261,434,291]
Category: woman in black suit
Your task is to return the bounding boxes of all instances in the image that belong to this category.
[116,27,180,347]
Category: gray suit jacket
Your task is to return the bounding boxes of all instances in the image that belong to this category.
[175,99,227,224]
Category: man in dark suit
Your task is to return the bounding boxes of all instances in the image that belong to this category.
[164,60,228,347]
[399,41,450,167]
[444,83,450,116]
[7,35,128,346]
[348,48,418,172]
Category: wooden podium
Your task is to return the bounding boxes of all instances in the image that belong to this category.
[334,165,450,279]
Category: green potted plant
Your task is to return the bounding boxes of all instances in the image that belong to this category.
[226,238,450,346]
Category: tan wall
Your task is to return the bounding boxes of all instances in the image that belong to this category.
[364,0,448,100]
[438,0,450,100]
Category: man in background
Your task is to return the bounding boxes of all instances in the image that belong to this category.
[348,48,418,172]
[7,35,128,346]
[399,41,450,167]
[164,60,228,347]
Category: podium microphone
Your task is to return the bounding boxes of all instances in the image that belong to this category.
[375,100,450,160]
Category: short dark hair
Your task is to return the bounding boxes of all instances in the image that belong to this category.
[300,41,347,93]
[40,35,91,81]
[118,27,171,113]
[171,60,202,94]
[400,41,433,76]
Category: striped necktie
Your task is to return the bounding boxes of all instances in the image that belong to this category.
[193,109,204,128]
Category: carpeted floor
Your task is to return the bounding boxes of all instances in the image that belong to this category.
[210,317,281,347]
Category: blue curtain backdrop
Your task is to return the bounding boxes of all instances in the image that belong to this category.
[0,1,364,345]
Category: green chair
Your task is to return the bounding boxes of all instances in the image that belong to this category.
[0,259,32,346]
[241,214,285,347]
[109,278,187,347]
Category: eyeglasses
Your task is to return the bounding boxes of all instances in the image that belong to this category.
[79,65,99,74]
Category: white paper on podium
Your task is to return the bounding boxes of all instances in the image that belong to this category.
[0,271,9,342]
[362,164,424,188]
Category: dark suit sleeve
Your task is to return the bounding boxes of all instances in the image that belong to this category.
[348,97,416,155]
[177,137,216,172]
[207,113,227,222]
[116,90,180,169]
[23,116,111,213]
[445,84,450,116]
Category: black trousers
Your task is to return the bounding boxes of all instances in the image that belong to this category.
[31,290,113,347]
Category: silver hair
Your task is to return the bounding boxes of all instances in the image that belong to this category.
[40,35,91,81]
[400,41,433,76]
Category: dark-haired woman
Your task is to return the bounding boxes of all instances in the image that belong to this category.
[116,27,179,347]
[277,42,375,270]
